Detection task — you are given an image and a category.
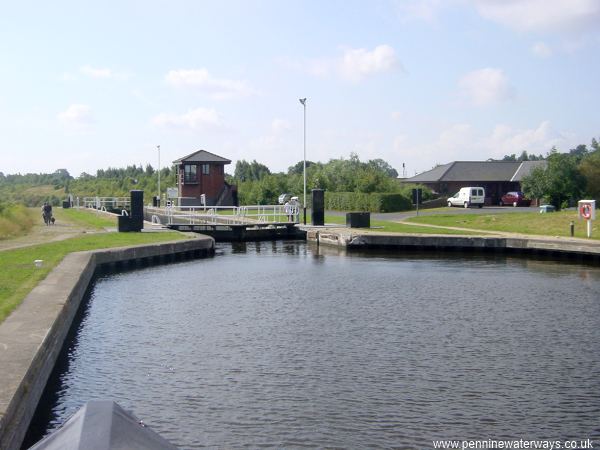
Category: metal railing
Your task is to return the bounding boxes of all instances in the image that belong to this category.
[145,204,299,226]
[81,196,130,212]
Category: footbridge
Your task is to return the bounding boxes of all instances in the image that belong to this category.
[144,205,305,241]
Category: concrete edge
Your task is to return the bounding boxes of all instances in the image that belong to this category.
[306,229,600,260]
[0,235,214,450]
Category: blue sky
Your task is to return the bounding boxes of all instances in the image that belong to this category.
[1,0,599,177]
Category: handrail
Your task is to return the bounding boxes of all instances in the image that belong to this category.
[144,204,299,226]
[81,196,131,211]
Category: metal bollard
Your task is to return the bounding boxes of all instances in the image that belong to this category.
[570,221,574,237]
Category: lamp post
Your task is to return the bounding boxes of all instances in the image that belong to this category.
[157,145,161,206]
[299,98,307,224]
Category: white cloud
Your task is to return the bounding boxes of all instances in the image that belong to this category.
[394,0,447,22]
[459,68,514,106]
[391,111,403,121]
[58,104,93,125]
[472,0,600,33]
[271,118,291,133]
[432,124,478,161]
[484,121,566,157]
[165,69,256,100]
[152,107,223,130]
[289,45,401,83]
[531,42,553,58]
[339,45,401,82]
[395,121,568,174]
[80,65,113,79]
[436,121,566,159]
[250,119,292,151]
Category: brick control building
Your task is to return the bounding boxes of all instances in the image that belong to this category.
[173,149,237,206]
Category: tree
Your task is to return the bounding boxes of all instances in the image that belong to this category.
[579,149,600,200]
[367,159,399,178]
[287,160,315,175]
[521,166,548,202]
[234,160,271,182]
[499,151,544,161]
[522,151,585,209]
[568,144,589,162]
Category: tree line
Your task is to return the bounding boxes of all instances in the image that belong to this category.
[0,165,176,206]
[521,139,600,209]
[229,153,412,205]
[1,137,598,209]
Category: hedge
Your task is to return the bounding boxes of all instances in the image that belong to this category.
[310,192,413,213]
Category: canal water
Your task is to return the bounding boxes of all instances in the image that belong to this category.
[26,242,600,449]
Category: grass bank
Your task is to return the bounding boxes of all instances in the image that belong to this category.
[0,231,189,323]
[55,207,117,229]
[406,210,599,239]
[0,205,36,240]
[324,215,481,235]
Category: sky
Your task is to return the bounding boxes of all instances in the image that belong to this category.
[1,0,599,178]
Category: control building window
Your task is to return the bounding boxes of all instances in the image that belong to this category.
[202,164,210,175]
[184,165,197,183]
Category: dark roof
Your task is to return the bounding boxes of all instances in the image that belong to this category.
[511,160,547,181]
[443,161,520,181]
[406,162,453,182]
[173,149,231,164]
[405,160,547,183]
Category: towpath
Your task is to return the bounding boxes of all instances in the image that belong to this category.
[0,208,164,252]
[0,210,94,251]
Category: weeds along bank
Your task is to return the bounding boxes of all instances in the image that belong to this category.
[0,202,35,240]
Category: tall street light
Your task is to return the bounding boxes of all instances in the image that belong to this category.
[299,98,307,224]
[157,145,161,206]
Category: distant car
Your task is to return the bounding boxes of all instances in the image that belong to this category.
[278,193,292,204]
[500,191,531,207]
[447,187,485,208]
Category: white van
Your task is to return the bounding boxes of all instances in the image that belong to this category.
[447,187,485,208]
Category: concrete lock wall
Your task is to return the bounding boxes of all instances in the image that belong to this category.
[305,230,600,261]
[0,236,214,450]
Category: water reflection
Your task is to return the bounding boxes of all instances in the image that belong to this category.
[26,241,600,449]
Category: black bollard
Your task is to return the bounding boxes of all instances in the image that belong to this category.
[570,221,574,237]
[311,189,325,226]
[118,190,144,232]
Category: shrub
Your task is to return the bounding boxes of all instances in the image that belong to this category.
[316,192,413,212]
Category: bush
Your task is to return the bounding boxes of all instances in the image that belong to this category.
[317,192,413,212]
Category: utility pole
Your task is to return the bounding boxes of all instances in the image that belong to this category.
[299,98,307,225]
[157,145,161,206]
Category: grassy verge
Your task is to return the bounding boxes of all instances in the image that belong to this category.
[324,215,481,235]
[0,231,189,323]
[0,205,36,239]
[406,210,599,239]
[55,207,117,229]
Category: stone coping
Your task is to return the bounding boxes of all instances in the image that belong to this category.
[0,236,214,450]
[305,228,600,259]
